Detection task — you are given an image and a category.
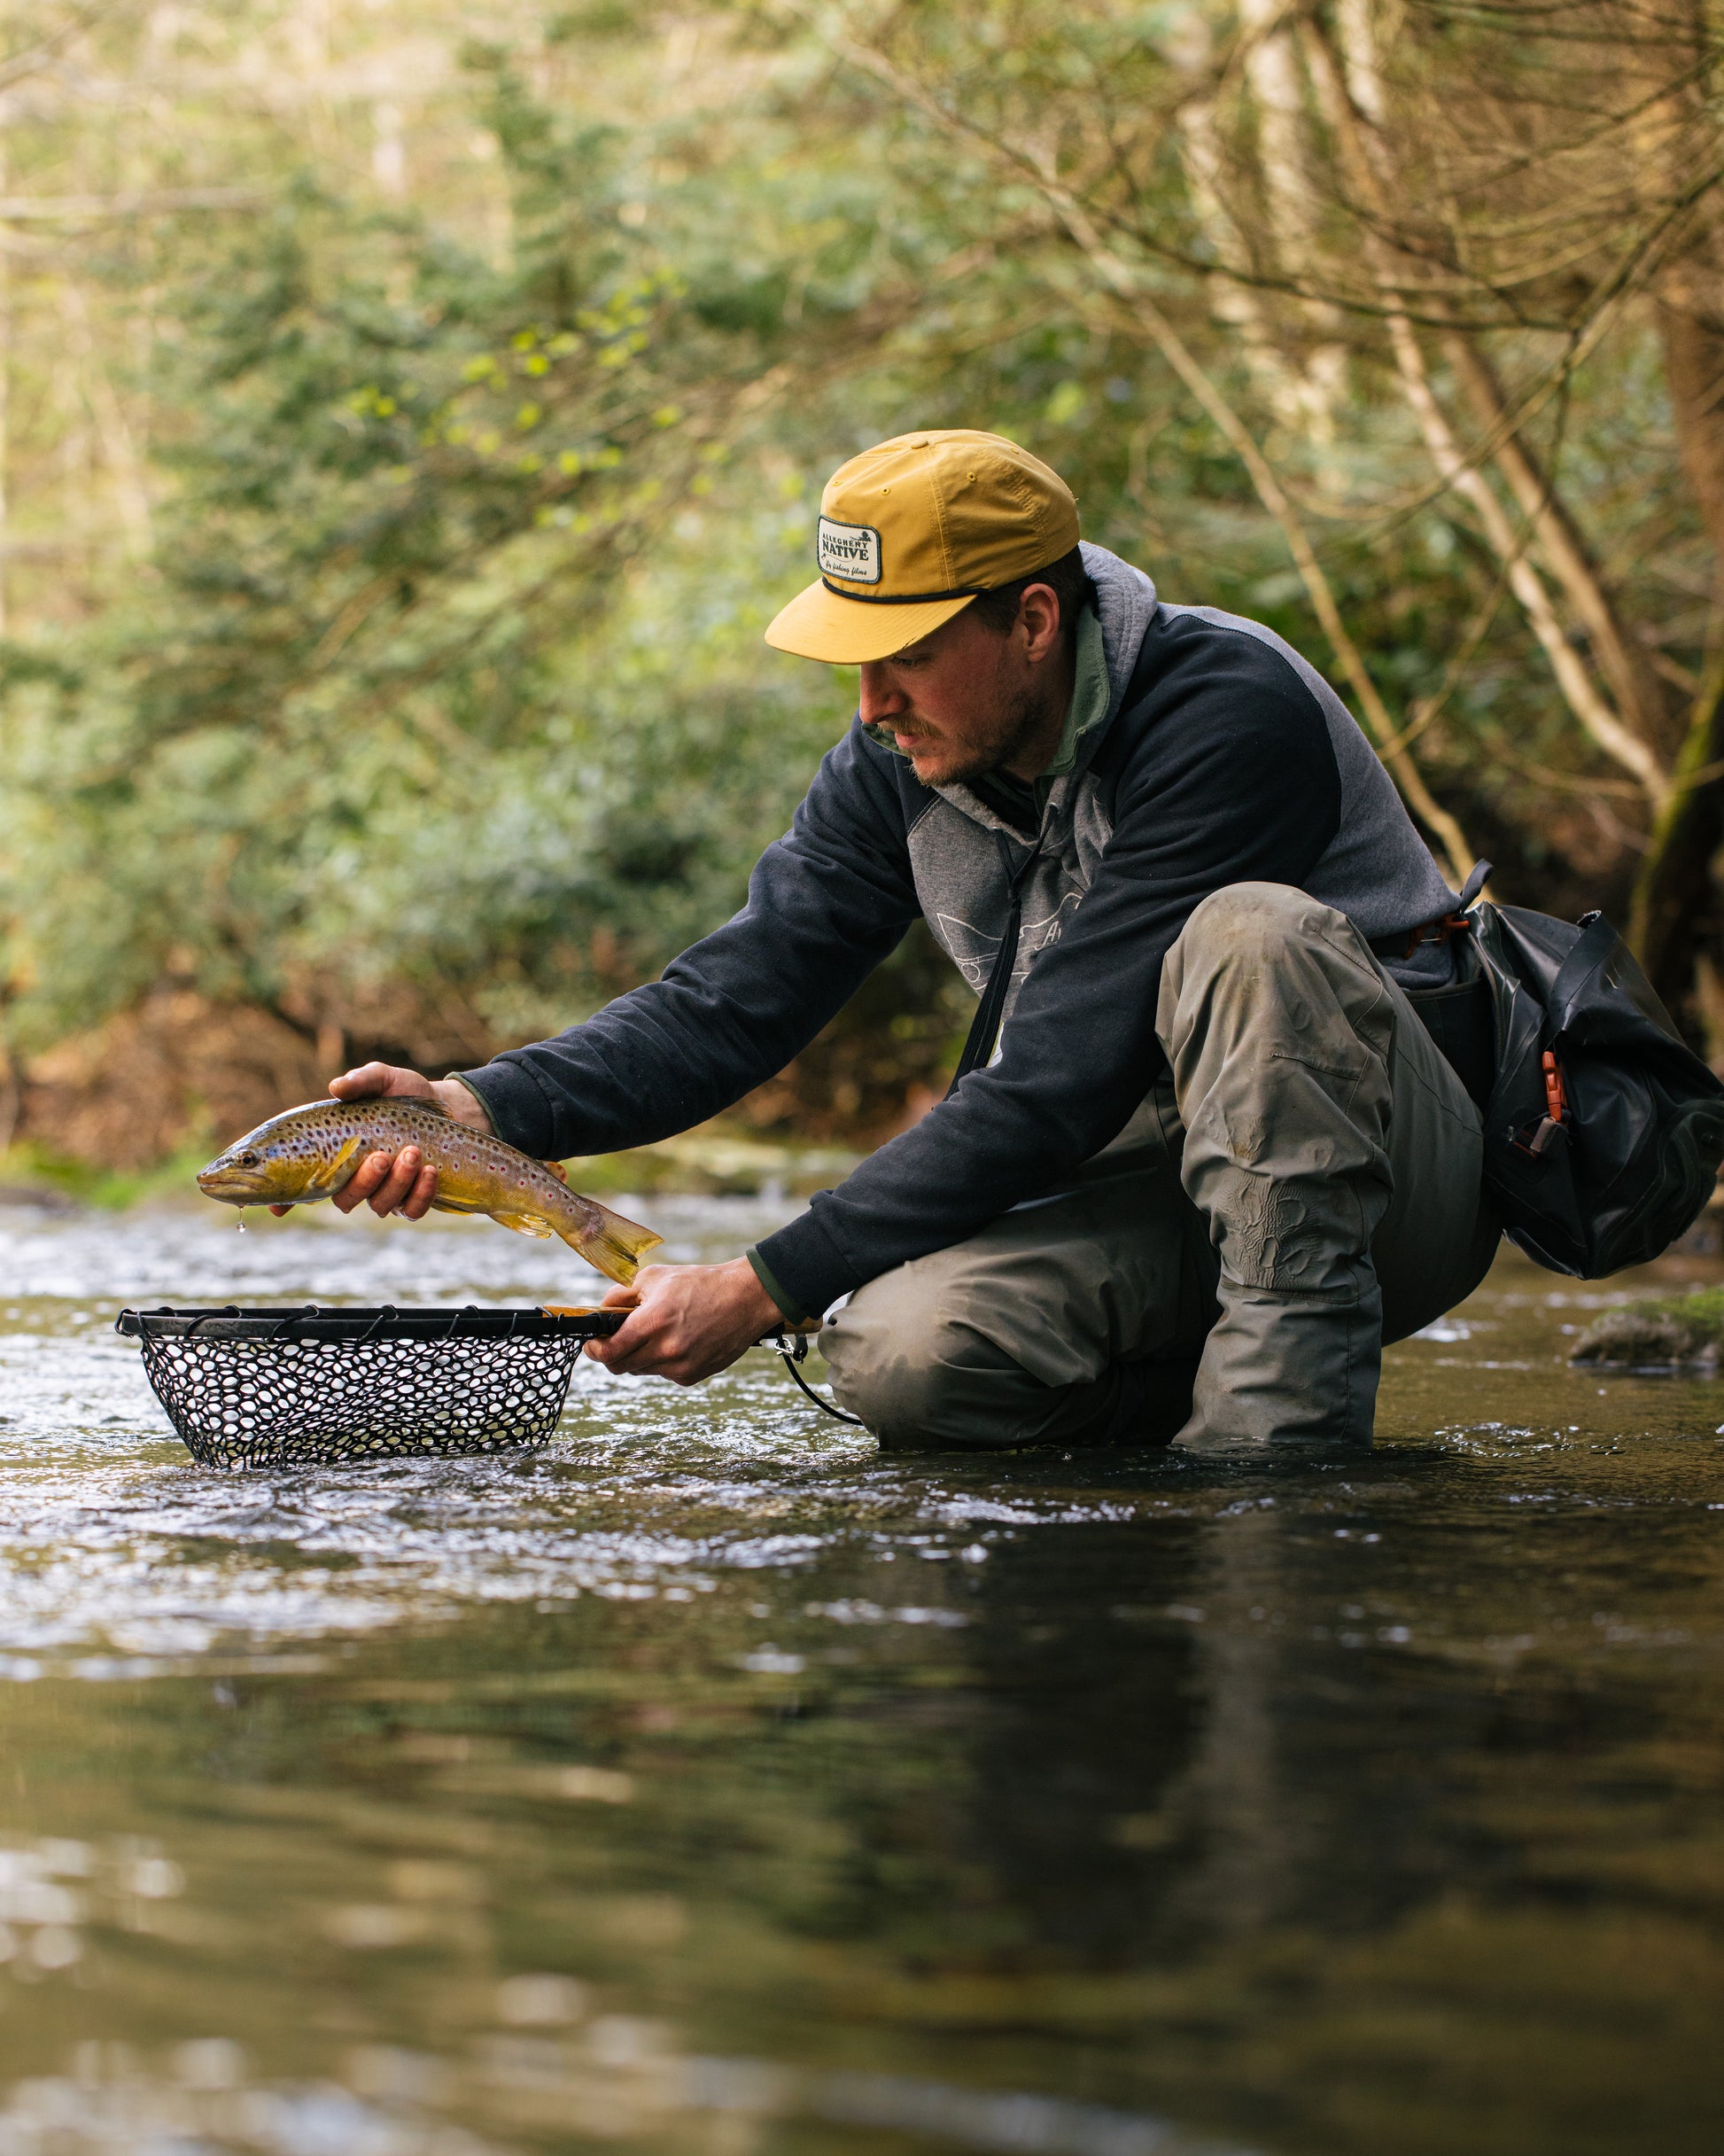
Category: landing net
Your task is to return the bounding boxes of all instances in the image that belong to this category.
[114,1304,624,1470]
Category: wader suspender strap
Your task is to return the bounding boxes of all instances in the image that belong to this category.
[946,829,1044,1098]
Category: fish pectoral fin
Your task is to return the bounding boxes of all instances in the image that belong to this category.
[492,1209,557,1241]
[427,1192,488,1216]
[306,1134,366,1195]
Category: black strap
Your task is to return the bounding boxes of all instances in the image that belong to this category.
[770,1330,866,1426]
[1546,909,1618,1037]
[946,829,1044,1098]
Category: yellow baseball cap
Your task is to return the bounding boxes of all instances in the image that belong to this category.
[765,429,1081,665]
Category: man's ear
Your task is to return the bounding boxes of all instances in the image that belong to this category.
[1017,582,1062,664]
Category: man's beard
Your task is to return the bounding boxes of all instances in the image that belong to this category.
[905,681,1052,785]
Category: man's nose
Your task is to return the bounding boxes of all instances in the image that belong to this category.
[858,662,905,726]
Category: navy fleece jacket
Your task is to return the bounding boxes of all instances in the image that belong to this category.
[460,561,1457,1321]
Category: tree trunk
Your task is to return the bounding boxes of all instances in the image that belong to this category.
[1628,266,1724,1015]
[1629,668,1724,1029]
[1659,275,1724,570]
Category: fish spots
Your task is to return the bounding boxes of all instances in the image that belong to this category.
[194,1098,657,1284]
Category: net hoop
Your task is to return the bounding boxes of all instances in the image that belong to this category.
[115,1304,625,1470]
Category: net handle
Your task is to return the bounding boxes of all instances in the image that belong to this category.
[115,1305,625,1343]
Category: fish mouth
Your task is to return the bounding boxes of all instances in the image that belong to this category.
[196,1164,276,1203]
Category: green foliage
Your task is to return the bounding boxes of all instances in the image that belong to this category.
[0,1141,218,1213]
[0,59,849,1054]
[0,3,1712,1128]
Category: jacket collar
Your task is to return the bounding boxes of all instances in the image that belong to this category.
[922,543,1159,837]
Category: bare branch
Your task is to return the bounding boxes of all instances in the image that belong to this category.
[793,4,1476,881]
[1310,9,1674,806]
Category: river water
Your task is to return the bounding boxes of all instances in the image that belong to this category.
[0,1193,1719,2156]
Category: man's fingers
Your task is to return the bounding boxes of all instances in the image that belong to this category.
[579,1260,772,1385]
[329,1062,393,1100]
[332,1151,394,1214]
[583,1312,724,1386]
[328,1148,436,1220]
[366,1145,424,1217]
[399,1161,439,1220]
[600,1270,656,1310]
[585,1304,703,1378]
[328,1148,425,1217]
[587,1273,659,1357]
[585,1305,657,1369]
[329,1062,433,1103]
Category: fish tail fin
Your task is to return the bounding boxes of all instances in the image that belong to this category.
[560,1202,663,1286]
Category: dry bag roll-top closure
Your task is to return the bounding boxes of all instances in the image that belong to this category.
[1448,863,1724,1278]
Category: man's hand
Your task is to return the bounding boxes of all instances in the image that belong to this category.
[584,1258,784,1385]
[330,1060,493,1130]
[268,1060,496,1219]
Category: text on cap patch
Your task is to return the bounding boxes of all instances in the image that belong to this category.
[817,517,882,585]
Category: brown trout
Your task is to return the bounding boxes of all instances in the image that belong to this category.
[195,1098,662,1285]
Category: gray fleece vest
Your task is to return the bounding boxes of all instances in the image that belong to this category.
[896,544,1457,1029]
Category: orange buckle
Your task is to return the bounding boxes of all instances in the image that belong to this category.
[1403,911,1475,960]
[1542,1049,1566,1125]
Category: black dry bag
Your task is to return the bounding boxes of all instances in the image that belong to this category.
[1465,883,1724,1276]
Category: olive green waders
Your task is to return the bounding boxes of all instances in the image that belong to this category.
[820,883,1499,1451]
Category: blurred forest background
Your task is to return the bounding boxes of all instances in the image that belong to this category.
[1,0,1721,1174]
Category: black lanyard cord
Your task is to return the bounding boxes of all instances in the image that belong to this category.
[773,829,1039,1430]
[767,1329,866,1427]
[947,829,1044,1097]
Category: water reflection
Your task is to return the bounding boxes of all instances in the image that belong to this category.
[0,1195,1720,2152]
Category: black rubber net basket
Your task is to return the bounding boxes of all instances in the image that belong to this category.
[115,1304,625,1469]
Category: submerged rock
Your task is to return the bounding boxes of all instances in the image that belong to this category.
[1569,1289,1724,1371]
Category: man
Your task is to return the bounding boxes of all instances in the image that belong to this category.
[316,430,1497,1448]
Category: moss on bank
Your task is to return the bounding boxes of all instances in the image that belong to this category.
[1569,1288,1724,1370]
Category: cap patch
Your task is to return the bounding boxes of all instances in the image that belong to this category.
[817,517,881,585]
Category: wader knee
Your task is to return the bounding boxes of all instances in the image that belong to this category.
[824,1311,1198,1453]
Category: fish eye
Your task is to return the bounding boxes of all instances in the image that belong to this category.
[240,1151,259,1167]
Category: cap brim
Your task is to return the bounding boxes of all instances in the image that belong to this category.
[764,579,975,664]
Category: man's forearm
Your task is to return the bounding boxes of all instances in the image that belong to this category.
[456,730,921,1162]
[461,930,904,1163]
[441,1071,495,1132]
[457,1002,748,1162]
